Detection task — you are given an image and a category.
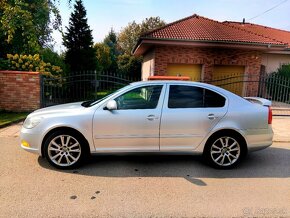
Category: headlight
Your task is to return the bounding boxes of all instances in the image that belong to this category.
[23,117,43,129]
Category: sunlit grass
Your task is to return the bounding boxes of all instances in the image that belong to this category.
[0,111,29,127]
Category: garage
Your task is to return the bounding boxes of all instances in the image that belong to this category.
[167,64,202,81]
[212,65,245,95]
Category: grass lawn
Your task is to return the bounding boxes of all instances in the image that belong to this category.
[96,91,114,99]
[0,111,29,127]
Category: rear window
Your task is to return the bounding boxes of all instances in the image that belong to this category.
[168,85,226,108]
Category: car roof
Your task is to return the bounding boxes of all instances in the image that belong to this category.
[131,80,201,86]
[131,80,228,93]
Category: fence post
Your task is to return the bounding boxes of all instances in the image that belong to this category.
[94,70,97,100]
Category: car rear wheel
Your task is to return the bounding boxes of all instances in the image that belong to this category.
[204,134,245,169]
[43,130,87,169]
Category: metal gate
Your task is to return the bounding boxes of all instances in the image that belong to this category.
[204,74,290,101]
[41,72,139,107]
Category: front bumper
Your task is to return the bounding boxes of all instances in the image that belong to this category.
[20,127,42,155]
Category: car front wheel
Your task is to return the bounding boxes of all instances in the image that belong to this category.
[43,130,87,169]
[203,134,246,169]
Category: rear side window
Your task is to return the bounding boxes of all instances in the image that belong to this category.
[168,85,225,108]
[204,89,226,107]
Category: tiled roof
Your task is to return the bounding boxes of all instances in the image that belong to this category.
[224,21,290,48]
[141,14,286,46]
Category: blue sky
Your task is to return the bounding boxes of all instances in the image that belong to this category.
[52,0,290,52]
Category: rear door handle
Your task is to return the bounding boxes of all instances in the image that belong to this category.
[147,115,159,121]
[208,114,218,120]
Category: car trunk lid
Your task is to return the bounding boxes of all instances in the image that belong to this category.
[244,97,272,124]
[244,97,271,106]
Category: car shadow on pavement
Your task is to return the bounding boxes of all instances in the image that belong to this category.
[38,146,290,186]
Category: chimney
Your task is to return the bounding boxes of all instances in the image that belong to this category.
[242,18,245,24]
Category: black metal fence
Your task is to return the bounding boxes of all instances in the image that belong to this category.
[41,71,290,108]
[41,71,139,107]
[202,73,290,106]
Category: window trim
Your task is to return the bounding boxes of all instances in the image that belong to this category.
[112,85,164,110]
[166,84,227,109]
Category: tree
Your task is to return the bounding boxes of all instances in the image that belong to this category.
[0,0,61,56]
[118,21,141,55]
[139,17,166,35]
[275,64,290,78]
[118,17,165,54]
[266,64,290,102]
[63,0,96,72]
[39,48,67,74]
[117,54,142,78]
[94,43,111,71]
[103,28,120,72]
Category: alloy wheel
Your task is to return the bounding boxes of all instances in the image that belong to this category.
[210,136,241,167]
[47,135,82,167]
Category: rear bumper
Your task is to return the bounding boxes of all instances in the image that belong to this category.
[244,127,273,152]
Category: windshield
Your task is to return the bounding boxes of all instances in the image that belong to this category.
[81,85,132,107]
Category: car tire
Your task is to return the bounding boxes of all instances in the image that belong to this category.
[203,133,246,169]
[43,130,88,169]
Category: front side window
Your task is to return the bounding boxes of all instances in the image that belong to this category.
[168,85,225,108]
[115,85,163,110]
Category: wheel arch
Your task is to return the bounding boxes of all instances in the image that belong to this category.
[204,129,248,155]
[41,126,90,157]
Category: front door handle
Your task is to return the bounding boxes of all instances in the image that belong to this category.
[147,115,159,121]
[208,114,218,120]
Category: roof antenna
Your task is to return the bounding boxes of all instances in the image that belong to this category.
[242,18,245,24]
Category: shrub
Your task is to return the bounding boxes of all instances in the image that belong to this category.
[0,58,9,70]
[6,54,62,76]
[266,64,290,103]
[39,48,67,74]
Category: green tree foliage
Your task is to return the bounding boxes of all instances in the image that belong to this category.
[118,21,140,55]
[117,54,142,77]
[63,0,96,72]
[0,0,61,56]
[103,28,120,72]
[116,17,164,78]
[94,43,111,71]
[275,64,290,78]
[266,64,290,102]
[39,48,66,74]
[140,17,166,34]
[118,17,165,55]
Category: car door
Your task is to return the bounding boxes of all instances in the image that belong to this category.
[160,84,228,151]
[93,85,165,151]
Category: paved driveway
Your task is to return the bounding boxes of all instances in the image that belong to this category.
[0,122,289,217]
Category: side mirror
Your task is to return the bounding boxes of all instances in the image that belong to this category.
[105,100,117,110]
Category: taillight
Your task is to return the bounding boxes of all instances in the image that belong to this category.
[268,106,272,124]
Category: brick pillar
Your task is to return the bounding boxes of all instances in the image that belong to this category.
[0,71,40,112]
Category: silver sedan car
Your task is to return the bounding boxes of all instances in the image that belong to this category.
[20,81,273,169]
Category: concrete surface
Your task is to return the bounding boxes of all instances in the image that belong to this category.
[272,117,290,142]
[0,120,289,217]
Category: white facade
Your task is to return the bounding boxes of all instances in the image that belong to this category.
[262,53,290,73]
[141,50,155,81]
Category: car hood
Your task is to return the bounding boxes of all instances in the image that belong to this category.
[30,102,85,117]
